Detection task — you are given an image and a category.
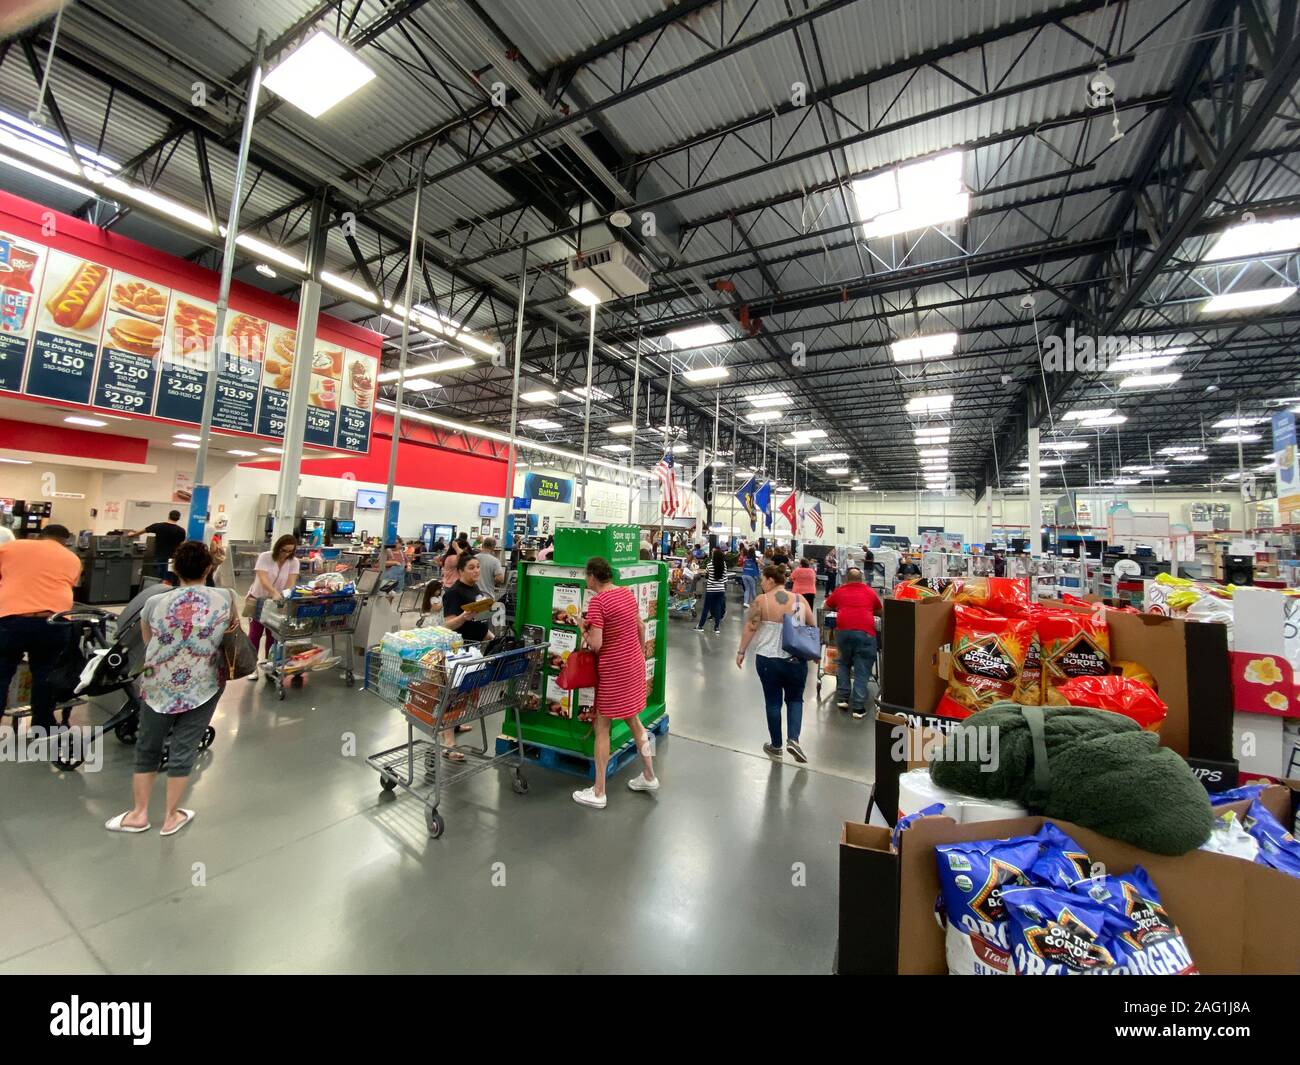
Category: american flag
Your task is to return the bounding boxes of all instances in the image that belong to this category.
[809,502,824,537]
[655,450,679,517]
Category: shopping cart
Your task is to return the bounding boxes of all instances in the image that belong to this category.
[815,606,837,699]
[366,641,543,839]
[257,590,361,699]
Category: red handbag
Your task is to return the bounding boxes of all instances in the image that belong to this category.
[556,649,598,690]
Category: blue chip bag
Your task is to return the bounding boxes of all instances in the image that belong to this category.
[1210,783,1271,806]
[1243,799,1300,879]
[1075,868,1198,975]
[1002,886,1127,975]
[935,835,1040,975]
[1030,823,1093,889]
[892,802,945,851]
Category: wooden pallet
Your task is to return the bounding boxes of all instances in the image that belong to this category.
[495,713,669,781]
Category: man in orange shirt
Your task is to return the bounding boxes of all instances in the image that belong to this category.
[0,524,83,730]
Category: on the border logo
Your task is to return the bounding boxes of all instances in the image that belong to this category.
[50,997,151,1045]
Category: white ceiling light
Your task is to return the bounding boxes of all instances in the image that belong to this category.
[376,356,474,382]
[1173,454,1208,463]
[263,31,377,118]
[608,423,635,434]
[173,433,201,442]
[254,263,277,278]
[261,447,284,455]
[918,448,949,458]
[914,428,951,441]
[173,442,200,449]
[1202,287,1297,314]
[403,378,440,392]
[1255,463,1276,473]
[0,457,32,464]
[853,151,968,239]
[807,452,850,463]
[850,485,870,492]
[1137,467,1169,476]
[1064,407,1113,421]
[234,233,306,272]
[227,449,258,458]
[1212,416,1264,428]
[682,365,730,383]
[746,410,783,423]
[96,175,214,233]
[1204,217,1300,261]
[1110,477,1141,486]
[1079,415,1128,427]
[521,418,562,431]
[320,270,376,303]
[1159,445,1201,454]
[521,389,556,403]
[568,286,601,307]
[1040,440,1090,451]
[64,416,107,427]
[1019,459,1067,467]
[906,393,954,414]
[1119,372,1182,388]
[601,444,631,453]
[1217,432,1262,443]
[746,393,791,408]
[667,324,730,348]
[1106,354,1180,373]
[891,332,958,362]
[563,386,612,402]
[826,467,850,475]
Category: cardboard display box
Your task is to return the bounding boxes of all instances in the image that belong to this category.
[876,597,1237,820]
[839,784,1300,975]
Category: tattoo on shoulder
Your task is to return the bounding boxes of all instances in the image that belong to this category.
[775,590,789,604]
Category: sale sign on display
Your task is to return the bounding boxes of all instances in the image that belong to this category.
[0,192,382,455]
[1272,411,1300,518]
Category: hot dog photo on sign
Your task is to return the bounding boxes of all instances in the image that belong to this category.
[36,249,111,341]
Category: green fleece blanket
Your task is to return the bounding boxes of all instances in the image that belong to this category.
[928,703,1213,855]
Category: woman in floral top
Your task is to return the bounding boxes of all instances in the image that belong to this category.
[106,540,239,837]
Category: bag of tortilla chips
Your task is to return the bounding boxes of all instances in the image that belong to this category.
[936,606,1035,719]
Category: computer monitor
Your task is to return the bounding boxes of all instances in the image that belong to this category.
[1135,546,1155,559]
[1010,537,1030,552]
[1085,541,1104,560]
[356,489,387,510]
[333,519,355,536]
[478,501,500,519]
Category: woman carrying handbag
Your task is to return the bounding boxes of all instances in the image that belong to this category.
[736,564,816,764]
[570,556,658,810]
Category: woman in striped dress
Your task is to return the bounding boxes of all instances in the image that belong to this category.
[572,556,658,809]
[696,548,729,634]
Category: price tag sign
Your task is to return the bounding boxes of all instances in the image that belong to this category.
[304,404,337,447]
[93,347,157,415]
[25,331,97,404]
[336,405,370,452]
[211,368,259,433]
[0,334,30,392]
[256,386,288,439]
[155,364,206,423]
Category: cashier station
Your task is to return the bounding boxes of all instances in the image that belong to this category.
[75,534,142,605]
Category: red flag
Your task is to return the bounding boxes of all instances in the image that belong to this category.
[779,490,798,533]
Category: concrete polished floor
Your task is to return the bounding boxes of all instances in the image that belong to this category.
[0,594,876,974]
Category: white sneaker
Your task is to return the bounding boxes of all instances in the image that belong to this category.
[628,773,660,792]
[572,787,607,809]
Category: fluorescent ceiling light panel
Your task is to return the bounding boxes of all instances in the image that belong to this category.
[403,378,439,392]
[1202,287,1296,314]
[1110,478,1141,486]
[1159,445,1201,454]
[918,448,949,458]
[376,356,474,382]
[64,416,107,427]
[601,444,631,453]
[1107,354,1179,373]
[1217,432,1262,443]
[227,449,258,457]
[1119,373,1182,388]
[234,234,306,271]
[1204,217,1300,261]
[1174,454,1208,462]
[745,410,783,423]
[666,324,729,348]
[568,286,601,307]
[1212,416,1264,428]
[906,393,954,414]
[263,31,377,118]
[746,393,791,408]
[1138,467,1169,476]
[681,365,730,383]
[1019,459,1067,467]
[1040,440,1090,451]
[0,150,95,196]
[854,151,968,240]
[320,270,376,303]
[521,389,556,403]
[826,467,850,475]
[914,428,951,440]
[96,176,213,232]
[1079,415,1128,427]
[521,418,562,431]
[261,447,284,455]
[608,423,635,434]
[807,453,850,463]
[173,433,201,442]
[563,386,612,401]
[1064,407,1113,421]
[173,442,200,449]
[891,332,958,363]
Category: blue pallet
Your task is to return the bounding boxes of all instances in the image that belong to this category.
[495,713,669,781]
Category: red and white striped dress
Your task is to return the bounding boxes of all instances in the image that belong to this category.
[586,585,647,720]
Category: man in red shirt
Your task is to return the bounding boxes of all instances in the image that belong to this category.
[824,566,882,718]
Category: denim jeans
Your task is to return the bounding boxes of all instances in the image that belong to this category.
[834,628,877,709]
[740,573,757,605]
[755,654,807,747]
[697,591,726,630]
[0,615,72,729]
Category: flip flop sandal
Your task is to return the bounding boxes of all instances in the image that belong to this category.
[160,809,196,837]
[443,749,466,763]
[454,724,474,733]
[104,812,150,834]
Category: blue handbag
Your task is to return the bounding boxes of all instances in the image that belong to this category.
[781,607,821,661]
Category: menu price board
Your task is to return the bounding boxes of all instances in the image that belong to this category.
[0,224,380,453]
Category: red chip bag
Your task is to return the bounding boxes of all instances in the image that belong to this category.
[1054,675,1167,731]
[1039,608,1111,705]
[1014,629,1043,705]
[953,576,1032,616]
[936,605,1035,719]
[894,577,954,601]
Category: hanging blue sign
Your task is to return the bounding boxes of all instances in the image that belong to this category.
[336,404,370,453]
[256,386,289,439]
[304,404,337,447]
[524,472,573,503]
[154,364,206,423]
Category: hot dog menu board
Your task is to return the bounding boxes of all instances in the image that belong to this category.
[0,231,378,452]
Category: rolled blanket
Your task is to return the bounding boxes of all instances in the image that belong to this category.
[929,702,1213,855]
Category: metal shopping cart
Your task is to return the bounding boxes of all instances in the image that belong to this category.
[366,641,543,839]
[257,590,362,699]
[815,605,837,698]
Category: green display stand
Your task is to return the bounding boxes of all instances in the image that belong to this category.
[504,523,667,757]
